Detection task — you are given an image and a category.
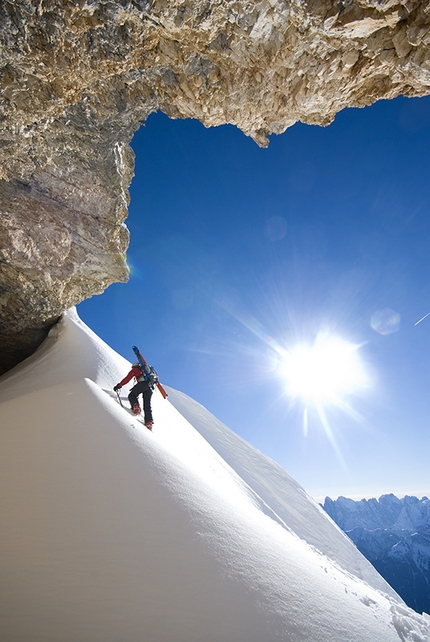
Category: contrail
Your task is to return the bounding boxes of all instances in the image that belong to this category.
[414,312,430,326]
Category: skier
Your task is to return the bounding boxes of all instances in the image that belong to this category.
[114,362,154,430]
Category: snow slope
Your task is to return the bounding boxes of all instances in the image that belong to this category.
[0,309,429,642]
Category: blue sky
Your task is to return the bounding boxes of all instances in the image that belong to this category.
[79,95,430,501]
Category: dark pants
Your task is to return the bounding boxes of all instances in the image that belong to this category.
[128,381,153,423]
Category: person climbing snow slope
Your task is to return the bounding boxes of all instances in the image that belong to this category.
[114,362,154,430]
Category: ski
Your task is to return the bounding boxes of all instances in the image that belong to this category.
[132,345,168,399]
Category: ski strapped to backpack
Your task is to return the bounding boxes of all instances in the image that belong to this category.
[132,345,168,399]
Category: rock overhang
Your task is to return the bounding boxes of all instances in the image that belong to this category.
[1,0,430,373]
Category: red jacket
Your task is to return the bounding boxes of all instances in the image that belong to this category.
[118,366,143,387]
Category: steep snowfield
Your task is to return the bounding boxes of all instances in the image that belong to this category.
[1,309,429,642]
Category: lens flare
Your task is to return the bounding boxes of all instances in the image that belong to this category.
[370,308,400,335]
[264,216,287,242]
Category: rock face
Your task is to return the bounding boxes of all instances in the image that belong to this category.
[1,0,430,373]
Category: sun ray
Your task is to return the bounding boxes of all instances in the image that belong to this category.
[276,330,371,457]
[315,403,348,470]
[215,299,371,453]
[280,333,369,405]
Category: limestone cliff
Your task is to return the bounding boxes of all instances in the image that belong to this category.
[1,0,430,373]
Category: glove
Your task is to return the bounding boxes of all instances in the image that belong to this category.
[113,384,121,392]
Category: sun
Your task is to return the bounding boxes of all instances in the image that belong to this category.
[280,333,369,406]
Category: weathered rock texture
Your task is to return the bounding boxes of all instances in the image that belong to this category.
[1,0,430,373]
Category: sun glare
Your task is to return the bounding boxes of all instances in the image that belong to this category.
[281,334,368,406]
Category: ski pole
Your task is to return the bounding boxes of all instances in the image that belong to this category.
[116,390,124,407]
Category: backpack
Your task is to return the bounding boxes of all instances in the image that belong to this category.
[142,363,159,389]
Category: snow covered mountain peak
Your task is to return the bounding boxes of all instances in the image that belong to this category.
[323,494,430,616]
[324,494,430,536]
[1,309,429,641]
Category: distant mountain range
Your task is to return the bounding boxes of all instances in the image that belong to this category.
[323,494,430,615]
